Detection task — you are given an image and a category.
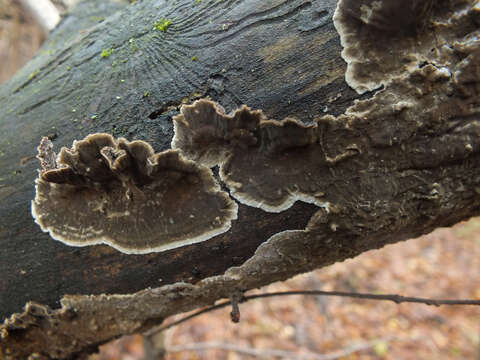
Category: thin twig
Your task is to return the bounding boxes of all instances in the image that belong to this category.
[167,337,403,360]
[155,290,480,333]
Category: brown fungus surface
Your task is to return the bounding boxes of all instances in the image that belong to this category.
[172,99,264,167]
[172,99,360,213]
[31,134,237,254]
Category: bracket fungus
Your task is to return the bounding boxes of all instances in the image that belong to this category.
[172,99,360,212]
[333,0,436,94]
[31,134,237,254]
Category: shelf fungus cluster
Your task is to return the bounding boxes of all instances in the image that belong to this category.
[172,99,360,212]
[31,134,237,254]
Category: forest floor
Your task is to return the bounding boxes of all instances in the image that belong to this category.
[1,1,479,359]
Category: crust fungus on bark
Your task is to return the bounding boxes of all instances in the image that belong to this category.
[2,0,480,358]
[172,0,480,215]
[32,134,237,254]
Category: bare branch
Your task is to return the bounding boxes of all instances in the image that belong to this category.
[154,290,480,333]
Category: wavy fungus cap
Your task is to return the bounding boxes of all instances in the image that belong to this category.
[171,99,339,213]
[31,134,238,254]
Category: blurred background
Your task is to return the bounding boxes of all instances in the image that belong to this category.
[1,0,479,359]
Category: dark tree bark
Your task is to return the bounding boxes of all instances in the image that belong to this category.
[1,0,479,358]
